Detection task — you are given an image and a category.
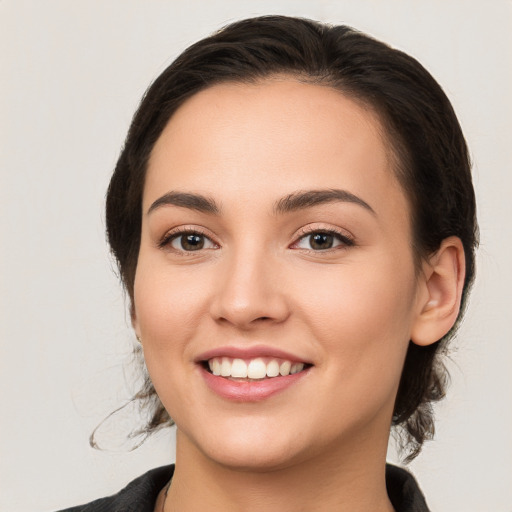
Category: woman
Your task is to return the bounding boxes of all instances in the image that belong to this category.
[60,15,477,512]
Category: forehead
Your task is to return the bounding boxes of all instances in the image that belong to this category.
[145,78,407,219]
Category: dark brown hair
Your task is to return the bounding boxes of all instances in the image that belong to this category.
[105,15,478,461]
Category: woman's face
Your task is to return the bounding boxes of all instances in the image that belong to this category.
[133,79,427,470]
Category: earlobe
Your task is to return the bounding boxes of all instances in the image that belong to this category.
[411,236,466,347]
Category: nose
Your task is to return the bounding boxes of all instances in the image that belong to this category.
[209,247,290,330]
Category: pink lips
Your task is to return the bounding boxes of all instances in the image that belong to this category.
[196,345,311,402]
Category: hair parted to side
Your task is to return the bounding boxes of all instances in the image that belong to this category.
[104,15,478,461]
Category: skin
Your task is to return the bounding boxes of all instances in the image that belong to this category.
[132,78,465,511]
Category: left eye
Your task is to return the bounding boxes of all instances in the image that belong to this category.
[295,231,350,251]
[169,232,216,251]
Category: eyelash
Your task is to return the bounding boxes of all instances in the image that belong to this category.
[292,227,355,251]
[158,226,355,253]
[158,227,217,252]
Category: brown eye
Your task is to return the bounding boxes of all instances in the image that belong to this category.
[179,234,204,251]
[309,233,334,250]
[294,230,354,251]
[169,232,215,251]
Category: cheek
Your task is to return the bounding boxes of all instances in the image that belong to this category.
[134,262,209,340]
[296,267,417,433]
[132,263,210,413]
[297,253,415,324]
[292,255,417,378]
[132,262,215,393]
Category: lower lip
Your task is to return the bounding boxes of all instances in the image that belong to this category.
[200,366,310,402]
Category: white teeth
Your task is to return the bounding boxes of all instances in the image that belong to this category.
[231,358,248,378]
[266,360,280,377]
[220,357,231,377]
[247,358,267,379]
[212,359,221,376]
[208,359,222,375]
[279,361,291,376]
[207,357,306,379]
[290,363,305,374]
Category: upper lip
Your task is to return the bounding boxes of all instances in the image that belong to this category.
[195,345,312,364]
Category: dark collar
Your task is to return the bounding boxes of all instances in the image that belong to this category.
[386,464,430,511]
[56,465,174,512]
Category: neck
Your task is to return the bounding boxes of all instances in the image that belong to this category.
[165,429,395,512]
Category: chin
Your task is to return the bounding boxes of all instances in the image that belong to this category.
[207,445,304,473]
[183,421,310,473]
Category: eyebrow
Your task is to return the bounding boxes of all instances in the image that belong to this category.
[148,192,220,215]
[147,188,375,216]
[274,189,375,215]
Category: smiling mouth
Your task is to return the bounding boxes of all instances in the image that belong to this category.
[203,357,310,381]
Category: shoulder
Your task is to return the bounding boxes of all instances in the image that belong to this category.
[386,464,430,512]
[56,465,175,512]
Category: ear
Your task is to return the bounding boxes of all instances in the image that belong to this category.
[411,236,466,347]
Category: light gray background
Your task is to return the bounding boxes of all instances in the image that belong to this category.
[1,1,511,511]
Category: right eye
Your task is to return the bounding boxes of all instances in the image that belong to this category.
[166,231,217,252]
